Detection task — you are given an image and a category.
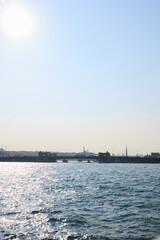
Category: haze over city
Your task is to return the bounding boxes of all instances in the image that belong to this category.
[0,0,160,155]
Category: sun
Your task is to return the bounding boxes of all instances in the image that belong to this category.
[0,4,35,41]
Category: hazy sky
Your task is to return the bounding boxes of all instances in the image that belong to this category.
[0,0,160,154]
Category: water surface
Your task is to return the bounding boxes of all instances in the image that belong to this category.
[0,163,160,240]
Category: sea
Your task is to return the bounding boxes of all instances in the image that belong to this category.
[0,162,160,240]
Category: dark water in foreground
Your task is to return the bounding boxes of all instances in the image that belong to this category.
[0,163,160,240]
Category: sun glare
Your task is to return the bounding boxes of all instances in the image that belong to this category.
[0,4,35,41]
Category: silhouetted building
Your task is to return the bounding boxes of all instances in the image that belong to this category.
[38,151,57,158]
[0,148,7,157]
[151,152,160,158]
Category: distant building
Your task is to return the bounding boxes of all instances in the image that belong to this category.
[151,152,160,158]
[38,151,57,158]
[99,151,110,158]
[0,148,7,157]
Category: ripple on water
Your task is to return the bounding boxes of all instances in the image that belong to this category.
[0,163,160,240]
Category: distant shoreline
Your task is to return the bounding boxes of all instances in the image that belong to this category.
[0,156,160,164]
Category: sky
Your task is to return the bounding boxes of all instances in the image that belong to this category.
[0,0,160,155]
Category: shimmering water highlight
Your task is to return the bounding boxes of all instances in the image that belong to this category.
[0,163,160,240]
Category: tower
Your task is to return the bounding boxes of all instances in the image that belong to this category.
[83,146,85,155]
[126,146,128,157]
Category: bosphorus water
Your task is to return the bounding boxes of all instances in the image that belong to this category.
[0,162,160,240]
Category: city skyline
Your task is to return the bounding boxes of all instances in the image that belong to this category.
[0,144,158,157]
[0,0,160,155]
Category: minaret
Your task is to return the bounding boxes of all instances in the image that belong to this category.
[126,146,128,157]
[83,147,85,155]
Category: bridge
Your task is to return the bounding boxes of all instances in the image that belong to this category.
[38,151,98,162]
[0,152,159,163]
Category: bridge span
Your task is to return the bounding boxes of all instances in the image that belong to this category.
[38,151,98,162]
[0,151,159,163]
[0,155,98,163]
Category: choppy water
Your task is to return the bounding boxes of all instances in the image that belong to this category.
[0,162,160,240]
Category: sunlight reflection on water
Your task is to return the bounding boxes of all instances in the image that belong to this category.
[0,162,160,240]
